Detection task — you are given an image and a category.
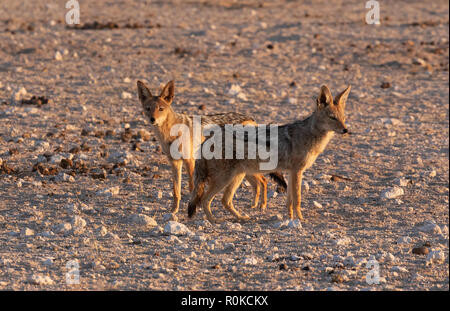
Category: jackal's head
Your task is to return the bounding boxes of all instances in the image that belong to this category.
[137,80,175,127]
[314,85,351,134]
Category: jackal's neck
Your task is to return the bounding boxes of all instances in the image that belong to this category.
[306,113,334,151]
[154,106,189,142]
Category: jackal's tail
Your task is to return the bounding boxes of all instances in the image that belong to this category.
[268,172,287,193]
[187,158,208,218]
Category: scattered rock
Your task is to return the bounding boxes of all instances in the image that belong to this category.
[128,214,158,228]
[419,220,442,235]
[274,219,302,229]
[331,273,348,283]
[54,172,75,182]
[391,266,408,273]
[426,250,445,265]
[394,177,410,187]
[12,87,27,104]
[162,213,178,222]
[54,51,63,61]
[313,201,322,208]
[96,186,120,197]
[334,237,351,246]
[380,82,391,89]
[71,215,87,235]
[412,246,430,256]
[29,274,54,286]
[164,221,191,236]
[381,186,404,199]
[121,91,133,99]
[242,257,258,265]
[20,227,34,237]
[279,263,288,270]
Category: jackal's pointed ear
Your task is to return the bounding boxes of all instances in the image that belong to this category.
[317,85,333,109]
[160,80,175,104]
[137,81,152,103]
[334,85,351,108]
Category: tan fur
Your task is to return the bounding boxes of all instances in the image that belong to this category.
[188,85,351,223]
[137,80,275,214]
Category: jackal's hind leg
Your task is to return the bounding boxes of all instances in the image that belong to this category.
[245,175,260,209]
[200,176,234,224]
[221,173,249,221]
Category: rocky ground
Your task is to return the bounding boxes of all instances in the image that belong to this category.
[0,0,448,290]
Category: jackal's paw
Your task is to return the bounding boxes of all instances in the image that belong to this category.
[250,204,258,209]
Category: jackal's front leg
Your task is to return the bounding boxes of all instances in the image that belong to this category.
[184,159,195,192]
[170,160,183,214]
[292,171,304,221]
[286,173,294,219]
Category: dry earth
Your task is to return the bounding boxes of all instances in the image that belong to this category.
[0,0,448,290]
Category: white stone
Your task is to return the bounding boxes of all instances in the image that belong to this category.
[20,227,34,237]
[54,172,75,182]
[71,215,87,235]
[11,87,27,104]
[334,237,351,246]
[121,91,133,99]
[96,186,120,197]
[227,84,242,96]
[287,219,302,229]
[313,201,322,208]
[426,250,445,265]
[54,51,63,61]
[29,274,54,285]
[381,186,404,199]
[164,221,191,236]
[98,226,108,237]
[242,257,258,265]
[129,214,157,227]
[394,177,409,187]
[302,180,310,192]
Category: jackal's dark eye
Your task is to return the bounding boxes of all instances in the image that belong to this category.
[329,115,338,121]
[159,107,164,111]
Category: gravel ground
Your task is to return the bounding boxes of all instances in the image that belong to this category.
[0,0,448,291]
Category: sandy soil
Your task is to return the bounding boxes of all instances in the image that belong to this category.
[0,0,448,290]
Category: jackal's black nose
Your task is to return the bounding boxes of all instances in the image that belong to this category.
[342,128,348,134]
[150,117,155,123]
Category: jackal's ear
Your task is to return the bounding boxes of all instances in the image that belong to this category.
[317,85,333,109]
[137,81,152,103]
[334,85,351,108]
[160,80,175,104]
